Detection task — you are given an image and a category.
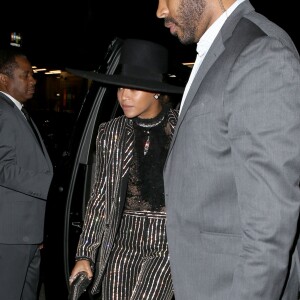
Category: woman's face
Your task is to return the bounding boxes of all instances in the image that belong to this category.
[117,88,162,119]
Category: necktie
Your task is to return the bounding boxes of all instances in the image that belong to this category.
[21,107,44,152]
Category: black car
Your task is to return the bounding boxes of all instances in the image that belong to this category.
[42,37,189,300]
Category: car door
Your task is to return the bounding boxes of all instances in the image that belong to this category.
[43,37,124,300]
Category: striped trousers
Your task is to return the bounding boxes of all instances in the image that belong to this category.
[100,210,174,300]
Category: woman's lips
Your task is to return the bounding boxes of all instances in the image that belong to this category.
[121,105,133,111]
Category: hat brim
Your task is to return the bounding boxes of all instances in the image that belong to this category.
[66,68,185,94]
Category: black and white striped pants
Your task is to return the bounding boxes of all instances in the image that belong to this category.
[101,210,173,300]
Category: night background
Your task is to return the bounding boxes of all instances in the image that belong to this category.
[1,0,298,71]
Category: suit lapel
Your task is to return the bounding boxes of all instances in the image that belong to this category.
[19,106,53,171]
[0,93,53,171]
[168,36,225,154]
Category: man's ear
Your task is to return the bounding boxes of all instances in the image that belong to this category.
[0,73,8,86]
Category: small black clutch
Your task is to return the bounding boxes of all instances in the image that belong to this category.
[68,271,92,300]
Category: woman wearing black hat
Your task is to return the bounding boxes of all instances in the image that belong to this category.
[68,39,184,300]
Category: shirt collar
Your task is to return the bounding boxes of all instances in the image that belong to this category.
[196,0,246,56]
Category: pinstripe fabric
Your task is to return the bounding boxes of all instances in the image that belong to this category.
[75,108,178,295]
[101,211,173,300]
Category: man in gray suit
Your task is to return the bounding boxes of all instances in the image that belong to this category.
[0,48,53,300]
[156,0,300,299]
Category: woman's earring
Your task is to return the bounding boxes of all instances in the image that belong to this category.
[154,94,159,100]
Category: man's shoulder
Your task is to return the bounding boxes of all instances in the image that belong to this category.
[0,93,15,110]
[244,12,298,55]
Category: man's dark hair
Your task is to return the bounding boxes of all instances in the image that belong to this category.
[0,47,27,78]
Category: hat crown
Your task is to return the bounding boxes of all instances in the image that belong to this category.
[66,38,184,94]
[118,39,168,79]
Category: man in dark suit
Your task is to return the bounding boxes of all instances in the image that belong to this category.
[156,0,300,299]
[0,48,53,300]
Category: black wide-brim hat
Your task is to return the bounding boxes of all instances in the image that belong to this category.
[67,39,185,94]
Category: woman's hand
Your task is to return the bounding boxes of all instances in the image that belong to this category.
[69,259,93,285]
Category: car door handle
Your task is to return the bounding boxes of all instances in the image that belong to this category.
[71,221,83,229]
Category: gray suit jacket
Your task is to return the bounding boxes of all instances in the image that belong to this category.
[164,1,300,299]
[0,93,53,244]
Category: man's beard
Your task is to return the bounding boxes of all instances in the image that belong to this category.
[175,0,206,44]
